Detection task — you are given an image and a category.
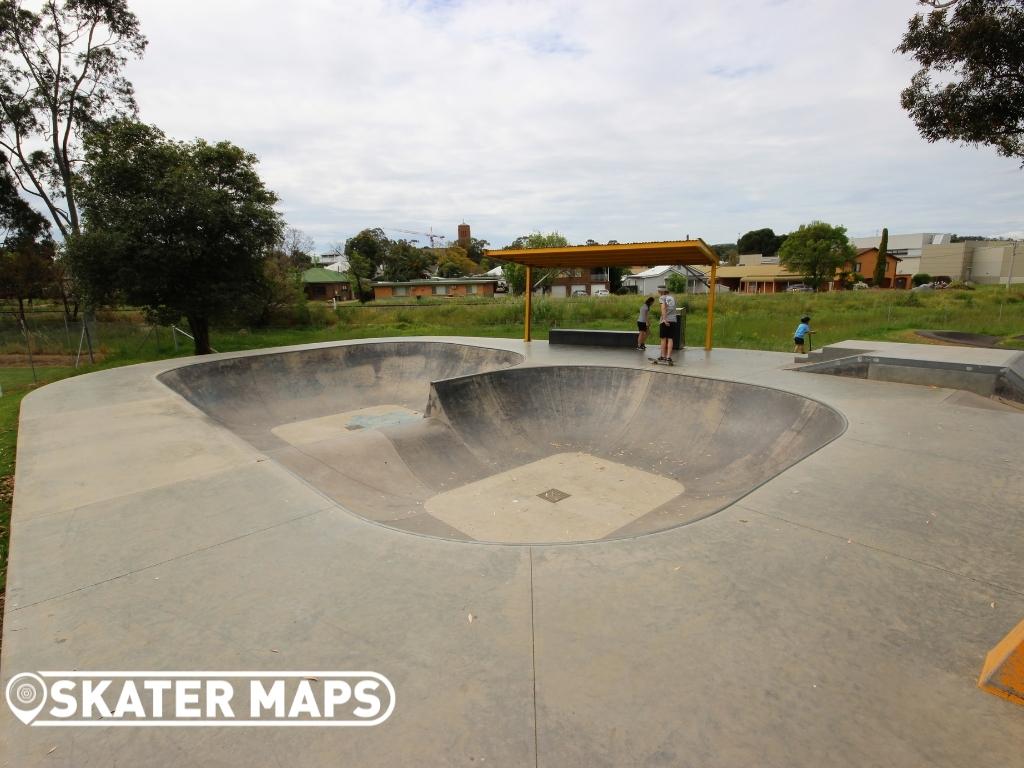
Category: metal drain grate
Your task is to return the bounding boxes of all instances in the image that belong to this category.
[538,488,571,503]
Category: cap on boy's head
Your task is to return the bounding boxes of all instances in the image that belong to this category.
[657,285,668,292]
[801,315,811,323]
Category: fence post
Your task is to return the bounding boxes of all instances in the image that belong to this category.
[83,316,95,364]
[19,315,37,383]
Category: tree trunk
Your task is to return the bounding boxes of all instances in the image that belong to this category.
[186,314,212,355]
[16,296,26,325]
[61,290,79,322]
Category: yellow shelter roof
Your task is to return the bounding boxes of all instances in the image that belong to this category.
[488,240,717,269]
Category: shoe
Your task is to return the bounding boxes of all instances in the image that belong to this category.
[639,344,646,350]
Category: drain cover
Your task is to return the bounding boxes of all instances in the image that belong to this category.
[538,488,570,503]
[345,424,365,431]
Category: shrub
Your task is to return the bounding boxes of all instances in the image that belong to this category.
[912,273,931,286]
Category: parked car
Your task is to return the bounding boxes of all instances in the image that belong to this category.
[572,290,588,296]
[593,288,610,296]
[785,284,813,293]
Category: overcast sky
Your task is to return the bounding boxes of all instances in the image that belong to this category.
[124,0,1023,251]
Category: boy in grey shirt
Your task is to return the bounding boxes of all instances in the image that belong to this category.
[657,285,677,362]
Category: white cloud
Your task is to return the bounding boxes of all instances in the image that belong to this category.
[125,0,1024,250]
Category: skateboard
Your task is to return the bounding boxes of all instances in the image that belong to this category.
[648,357,674,366]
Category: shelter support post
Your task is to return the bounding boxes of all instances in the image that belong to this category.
[524,265,533,342]
[705,262,717,351]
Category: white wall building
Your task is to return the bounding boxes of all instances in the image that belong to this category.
[622,265,712,295]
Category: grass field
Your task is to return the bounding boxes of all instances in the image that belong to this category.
[1,285,1022,616]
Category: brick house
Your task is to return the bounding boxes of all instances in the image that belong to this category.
[371,278,500,299]
[833,248,905,289]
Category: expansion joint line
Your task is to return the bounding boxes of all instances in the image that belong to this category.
[529,546,539,768]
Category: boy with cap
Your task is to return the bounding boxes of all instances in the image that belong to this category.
[793,315,813,353]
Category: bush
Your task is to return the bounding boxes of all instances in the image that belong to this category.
[947,280,974,290]
[912,273,931,286]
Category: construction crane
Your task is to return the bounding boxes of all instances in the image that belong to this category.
[388,227,449,248]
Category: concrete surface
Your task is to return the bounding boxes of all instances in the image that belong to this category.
[2,337,1023,767]
[159,348,844,544]
[915,330,1007,348]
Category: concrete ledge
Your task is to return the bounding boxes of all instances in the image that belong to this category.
[979,618,1024,706]
[798,353,1012,397]
[548,329,639,347]
[995,353,1024,404]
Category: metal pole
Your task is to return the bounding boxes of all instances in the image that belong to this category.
[704,262,717,351]
[523,266,533,342]
[1008,241,1018,291]
[83,316,95,364]
[75,322,86,367]
[20,315,37,383]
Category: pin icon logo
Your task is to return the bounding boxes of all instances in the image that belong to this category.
[6,673,47,725]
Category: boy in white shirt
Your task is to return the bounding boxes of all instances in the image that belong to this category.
[657,285,677,362]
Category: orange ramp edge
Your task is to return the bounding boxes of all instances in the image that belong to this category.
[979,618,1024,706]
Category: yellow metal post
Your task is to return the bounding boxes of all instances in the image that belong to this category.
[704,262,717,351]
[524,265,533,342]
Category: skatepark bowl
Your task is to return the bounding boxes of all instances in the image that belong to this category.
[158,341,846,544]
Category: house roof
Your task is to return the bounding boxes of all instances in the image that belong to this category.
[623,265,690,280]
[694,264,800,279]
[489,240,716,269]
[302,267,351,284]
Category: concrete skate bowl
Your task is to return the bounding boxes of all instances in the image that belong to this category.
[915,330,1004,348]
[160,347,845,544]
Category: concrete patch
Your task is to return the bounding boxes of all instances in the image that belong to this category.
[271,404,422,446]
[425,451,684,543]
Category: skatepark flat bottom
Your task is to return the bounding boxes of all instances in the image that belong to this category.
[3,337,1023,767]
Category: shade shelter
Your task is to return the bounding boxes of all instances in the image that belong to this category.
[489,239,720,350]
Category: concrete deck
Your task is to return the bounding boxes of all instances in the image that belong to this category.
[2,338,1023,767]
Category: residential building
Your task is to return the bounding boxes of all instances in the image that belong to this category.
[833,248,904,289]
[622,265,708,295]
[703,264,806,293]
[542,268,610,297]
[372,277,499,300]
[301,267,352,301]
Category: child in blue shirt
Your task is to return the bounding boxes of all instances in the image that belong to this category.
[793,315,813,353]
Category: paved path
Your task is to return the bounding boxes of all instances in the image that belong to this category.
[2,338,1022,767]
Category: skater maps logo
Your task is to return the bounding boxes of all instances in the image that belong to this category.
[5,671,395,727]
